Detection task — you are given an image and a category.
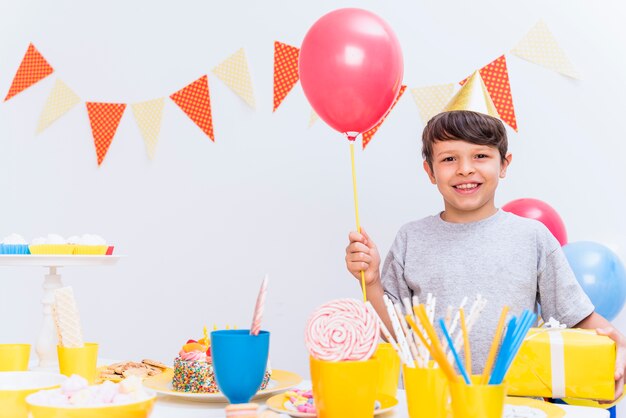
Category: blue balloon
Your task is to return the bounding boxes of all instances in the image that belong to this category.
[563,241,626,321]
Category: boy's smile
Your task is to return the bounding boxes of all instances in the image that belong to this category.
[423,139,512,223]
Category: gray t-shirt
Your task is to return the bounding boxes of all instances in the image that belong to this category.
[381,209,594,373]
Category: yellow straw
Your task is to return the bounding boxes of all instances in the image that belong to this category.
[459,308,472,376]
[481,305,510,384]
[412,305,458,382]
[349,141,366,302]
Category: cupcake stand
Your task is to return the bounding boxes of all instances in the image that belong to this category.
[0,254,120,369]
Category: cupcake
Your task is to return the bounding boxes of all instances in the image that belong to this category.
[29,234,74,255]
[72,234,108,255]
[0,233,30,254]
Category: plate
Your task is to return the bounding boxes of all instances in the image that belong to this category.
[505,397,565,418]
[265,392,398,417]
[142,368,302,403]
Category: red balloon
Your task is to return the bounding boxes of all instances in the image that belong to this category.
[299,8,404,136]
[502,198,568,246]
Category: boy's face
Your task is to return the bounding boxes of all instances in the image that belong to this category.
[423,139,512,223]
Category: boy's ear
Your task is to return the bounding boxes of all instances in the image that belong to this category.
[500,153,513,178]
[423,160,437,184]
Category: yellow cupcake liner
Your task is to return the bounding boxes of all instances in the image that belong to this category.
[72,245,108,255]
[29,244,75,255]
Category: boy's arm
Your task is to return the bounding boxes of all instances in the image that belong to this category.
[576,311,626,400]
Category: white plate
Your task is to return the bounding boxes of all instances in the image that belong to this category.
[265,392,398,417]
[142,368,302,403]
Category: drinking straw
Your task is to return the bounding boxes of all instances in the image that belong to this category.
[501,311,537,378]
[394,302,420,366]
[365,301,405,364]
[489,316,517,384]
[250,275,268,336]
[411,295,429,363]
[413,305,459,381]
[439,319,471,384]
[383,295,415,367]
[349,141,367,302]
[405,314,457,381]
[459,308,472,376]
[481,306,510,384]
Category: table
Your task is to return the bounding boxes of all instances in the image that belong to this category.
[0,255,121,369]
[149,380,610,418]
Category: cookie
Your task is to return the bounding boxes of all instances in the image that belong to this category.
[142,359,168,369]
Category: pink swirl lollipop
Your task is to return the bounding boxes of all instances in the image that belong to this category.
[305,298,380,361]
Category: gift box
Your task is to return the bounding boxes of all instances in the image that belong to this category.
[506,327,615,400]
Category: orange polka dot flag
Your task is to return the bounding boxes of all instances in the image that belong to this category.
[86,102,127,166]
[170,75,214,141]
[461,55,517,132]
[272,41,300,112]
[362,85,407,150]
[4,43,54,101]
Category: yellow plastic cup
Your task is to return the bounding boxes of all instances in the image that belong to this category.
[403,363,449,418]
[373,343,400,398]
[449,376,505,418]
[57,343,99,384]
[310,356,379,418]
[0,344,31,371]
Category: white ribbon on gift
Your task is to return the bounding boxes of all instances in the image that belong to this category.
[544,317,567,398]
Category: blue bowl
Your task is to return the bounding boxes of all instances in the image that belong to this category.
[211,330,270,404]
[0,244,30,254]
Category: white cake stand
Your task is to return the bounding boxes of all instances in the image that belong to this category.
[0,255,121,369]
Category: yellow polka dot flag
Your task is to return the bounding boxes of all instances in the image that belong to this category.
[461,55,517,131]
[273,41,300,112]
[410,83,455,125]
[512,20,580,80]
[362,85,406,150]
[36,79,80,133]
[131,98,164,160]
[170,75,214,141]
[5,43,54,101]
[86,102,126,166]
[212,48,256,109]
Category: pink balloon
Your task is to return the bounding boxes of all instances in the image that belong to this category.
[299,8,404,136]
[502,198,568,246]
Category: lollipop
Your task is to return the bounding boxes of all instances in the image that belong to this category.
[305,298,379,361]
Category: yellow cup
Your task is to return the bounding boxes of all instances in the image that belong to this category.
[403,363,449,418]
[57,343,99,383]
[449,376,505,418]
[373,343,400,398]
[0,344,31,371]
[310,356,379,418]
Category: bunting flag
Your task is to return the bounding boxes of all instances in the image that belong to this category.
[362,85,407,149]
[86,102,126,166]
[512,20,580,79]
[410,83,455,125]
[36,79,80,133]
[272,41,300,112]
[5,43,54,101]
[170,75,214,141]
[132,98,164,160]
[463,55,517,131]
[308,109,319,128]
[212,48,256,109]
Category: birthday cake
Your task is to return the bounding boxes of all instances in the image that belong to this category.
[172,330,272,393]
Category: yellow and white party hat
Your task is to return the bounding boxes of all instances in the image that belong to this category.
[444,71,499,118]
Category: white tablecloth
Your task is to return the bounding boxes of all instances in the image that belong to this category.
[149,380,610,418]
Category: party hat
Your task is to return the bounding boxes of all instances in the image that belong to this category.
[444,71,499,118]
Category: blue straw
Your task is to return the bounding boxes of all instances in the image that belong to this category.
[502,312,537,376]
[489,316,517,385]
[438,318,471,384]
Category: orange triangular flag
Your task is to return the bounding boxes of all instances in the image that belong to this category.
[362,85,407,149]
[461,56,517,131]
[170,75,214,141]
[5,43,54,101]
[86,102,126,166]
[273,41,300,112]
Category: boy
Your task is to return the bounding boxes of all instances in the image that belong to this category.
[345,110,626,401]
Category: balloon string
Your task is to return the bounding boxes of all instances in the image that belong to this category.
[349,141,367,302]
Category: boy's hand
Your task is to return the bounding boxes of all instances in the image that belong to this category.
[345,228,381,286]
[597,326,626,401]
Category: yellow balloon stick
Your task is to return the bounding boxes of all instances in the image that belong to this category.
[349,141,366,302]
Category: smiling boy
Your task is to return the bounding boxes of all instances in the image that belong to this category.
[345,110,626,400]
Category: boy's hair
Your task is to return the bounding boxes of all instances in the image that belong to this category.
[422,110,508,170]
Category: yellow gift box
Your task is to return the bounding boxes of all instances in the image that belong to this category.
[507,327,615,400]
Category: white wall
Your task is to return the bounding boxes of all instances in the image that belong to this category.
[1,0,625,384]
